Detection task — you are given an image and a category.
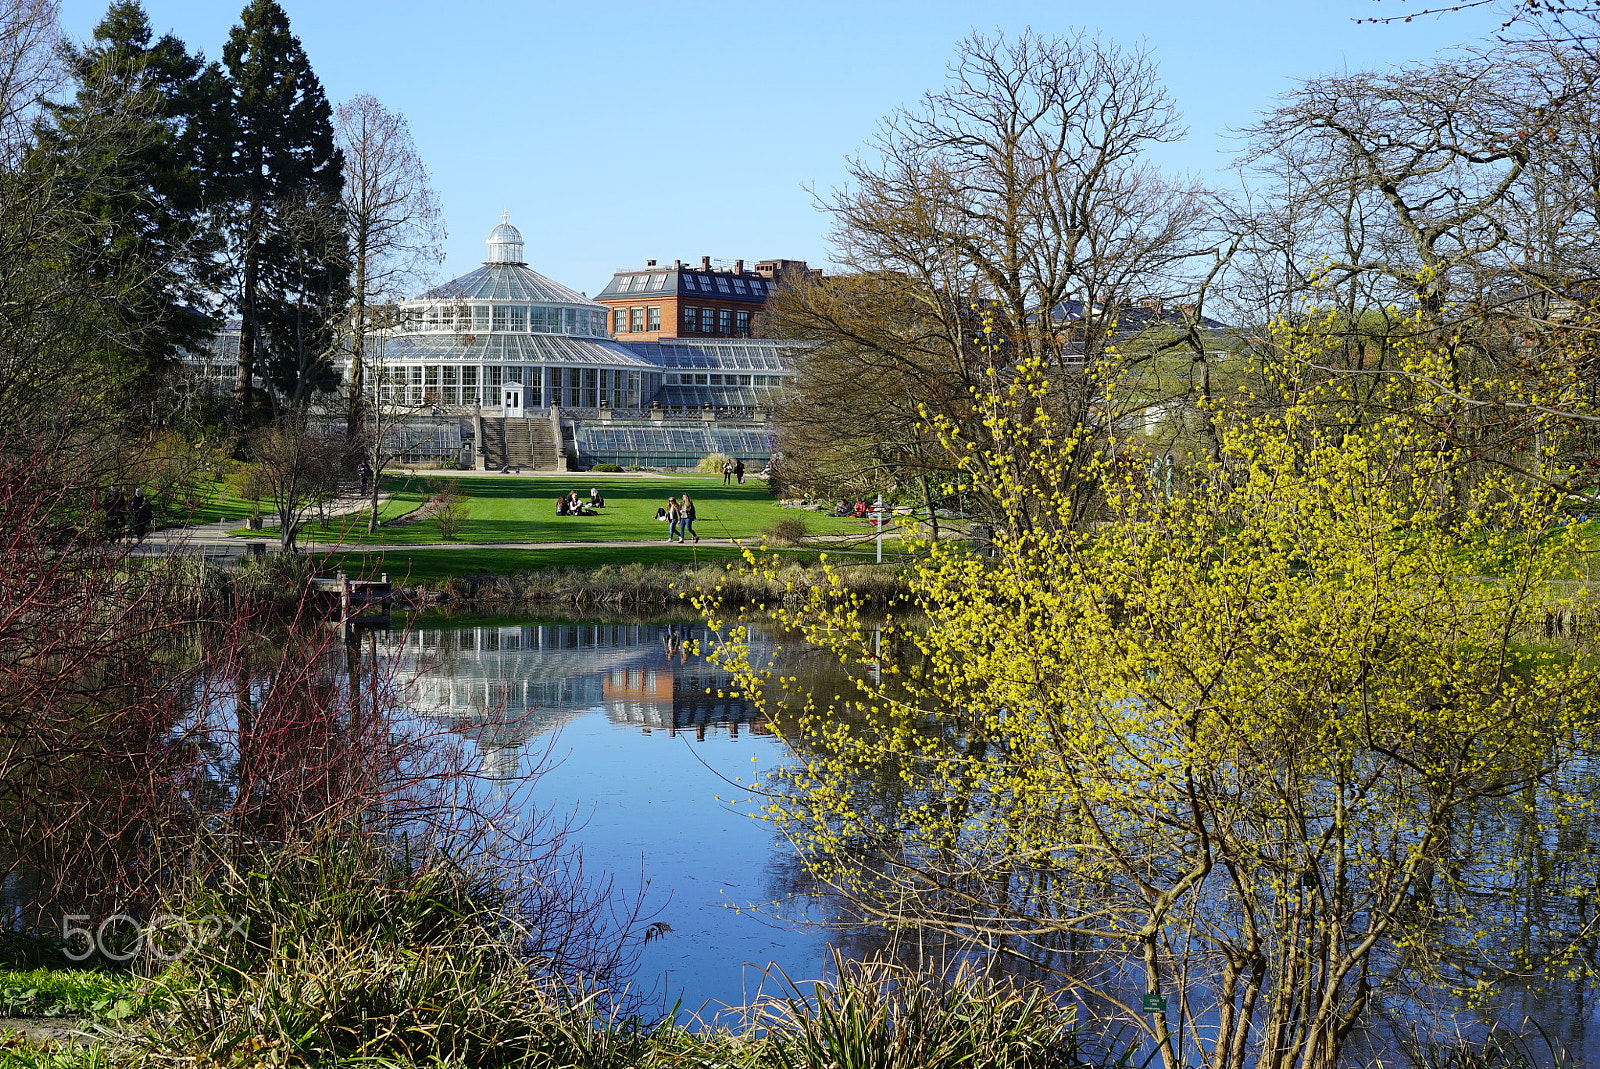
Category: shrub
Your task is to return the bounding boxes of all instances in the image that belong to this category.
[145,836,650,1067]
[763,516,810,546]
[697,452,733,475]
[759,956,1073,1069]
[425,479,470,540]
[593,463,623,472]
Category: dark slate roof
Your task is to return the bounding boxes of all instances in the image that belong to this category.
[422,263,603,307]
[596,266,775,304]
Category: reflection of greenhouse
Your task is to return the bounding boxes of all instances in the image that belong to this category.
[382,622,776,777]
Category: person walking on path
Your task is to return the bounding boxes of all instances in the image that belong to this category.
[665,496,683,542]
[734,459,745,485]
[130,488,152,543]
[680,492,699,542]
[104,487,127,541]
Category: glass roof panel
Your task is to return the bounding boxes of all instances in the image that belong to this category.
[420,264,603,309]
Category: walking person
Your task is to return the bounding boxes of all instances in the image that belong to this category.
[680,492,699,543]
[103,487,127,541]
[734,459,745,485]
[665,496,683,542]
[722,459,733,485]
[130,487,152,543]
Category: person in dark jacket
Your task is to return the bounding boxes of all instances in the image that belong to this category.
[131,488,152,542]
[104,487,127,540]
[734,459,746,484]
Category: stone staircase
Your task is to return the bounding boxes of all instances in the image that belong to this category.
[479,417,561,471]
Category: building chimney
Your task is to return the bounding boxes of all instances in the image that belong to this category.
[646,259,656,267]
[673,260,682,268]
[734,259,744,274]
[700,256,711,271]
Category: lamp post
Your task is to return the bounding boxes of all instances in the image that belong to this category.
[875,493,886,563]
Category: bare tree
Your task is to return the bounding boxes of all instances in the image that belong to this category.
[245,416,343,550]
[773,30,1212,530]
[1243,57,1539,328]
[354,304,453,532]
[335,92,444,441]
[0,0,63,161]
[1235,44,1600,501]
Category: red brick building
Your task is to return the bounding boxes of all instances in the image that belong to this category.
[593,256,818,342]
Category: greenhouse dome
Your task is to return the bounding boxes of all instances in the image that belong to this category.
[375,217,658,410]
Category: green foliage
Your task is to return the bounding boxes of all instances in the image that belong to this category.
[212,0,348,413]
[704,339,1600,1069]
[0,1033,122,1069]
[35,0,220,379]
[143,835,662,1067]
[228,547,314,606]
[698,452,734,474]
[148,836,509,1063]
[0,969,141,1020]
[593,463,624,472]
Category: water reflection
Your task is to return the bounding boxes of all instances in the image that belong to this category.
[388,622,777,774]
[380,619,825,1015]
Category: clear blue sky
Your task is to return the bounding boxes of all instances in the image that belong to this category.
[59,0,1512,297]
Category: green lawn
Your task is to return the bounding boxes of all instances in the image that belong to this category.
[166,480,262,526]
[237,474,870,546]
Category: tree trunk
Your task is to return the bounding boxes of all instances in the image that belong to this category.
[235,228,258,423]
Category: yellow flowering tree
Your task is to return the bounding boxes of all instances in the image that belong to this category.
[703,338,1600,1069]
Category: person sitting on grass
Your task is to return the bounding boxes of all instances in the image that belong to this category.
[566,490,596,516]
[589,487,605,508]
[556,494,571,516]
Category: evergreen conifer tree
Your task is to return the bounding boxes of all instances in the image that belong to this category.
[212,0,347,419]
[34,0,219,393]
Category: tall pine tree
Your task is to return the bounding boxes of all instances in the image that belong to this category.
[35,0,220,393]
[212,0,347,419]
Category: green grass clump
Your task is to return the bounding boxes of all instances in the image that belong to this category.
[142,834,664,1068]
[758,957,1073,1069]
